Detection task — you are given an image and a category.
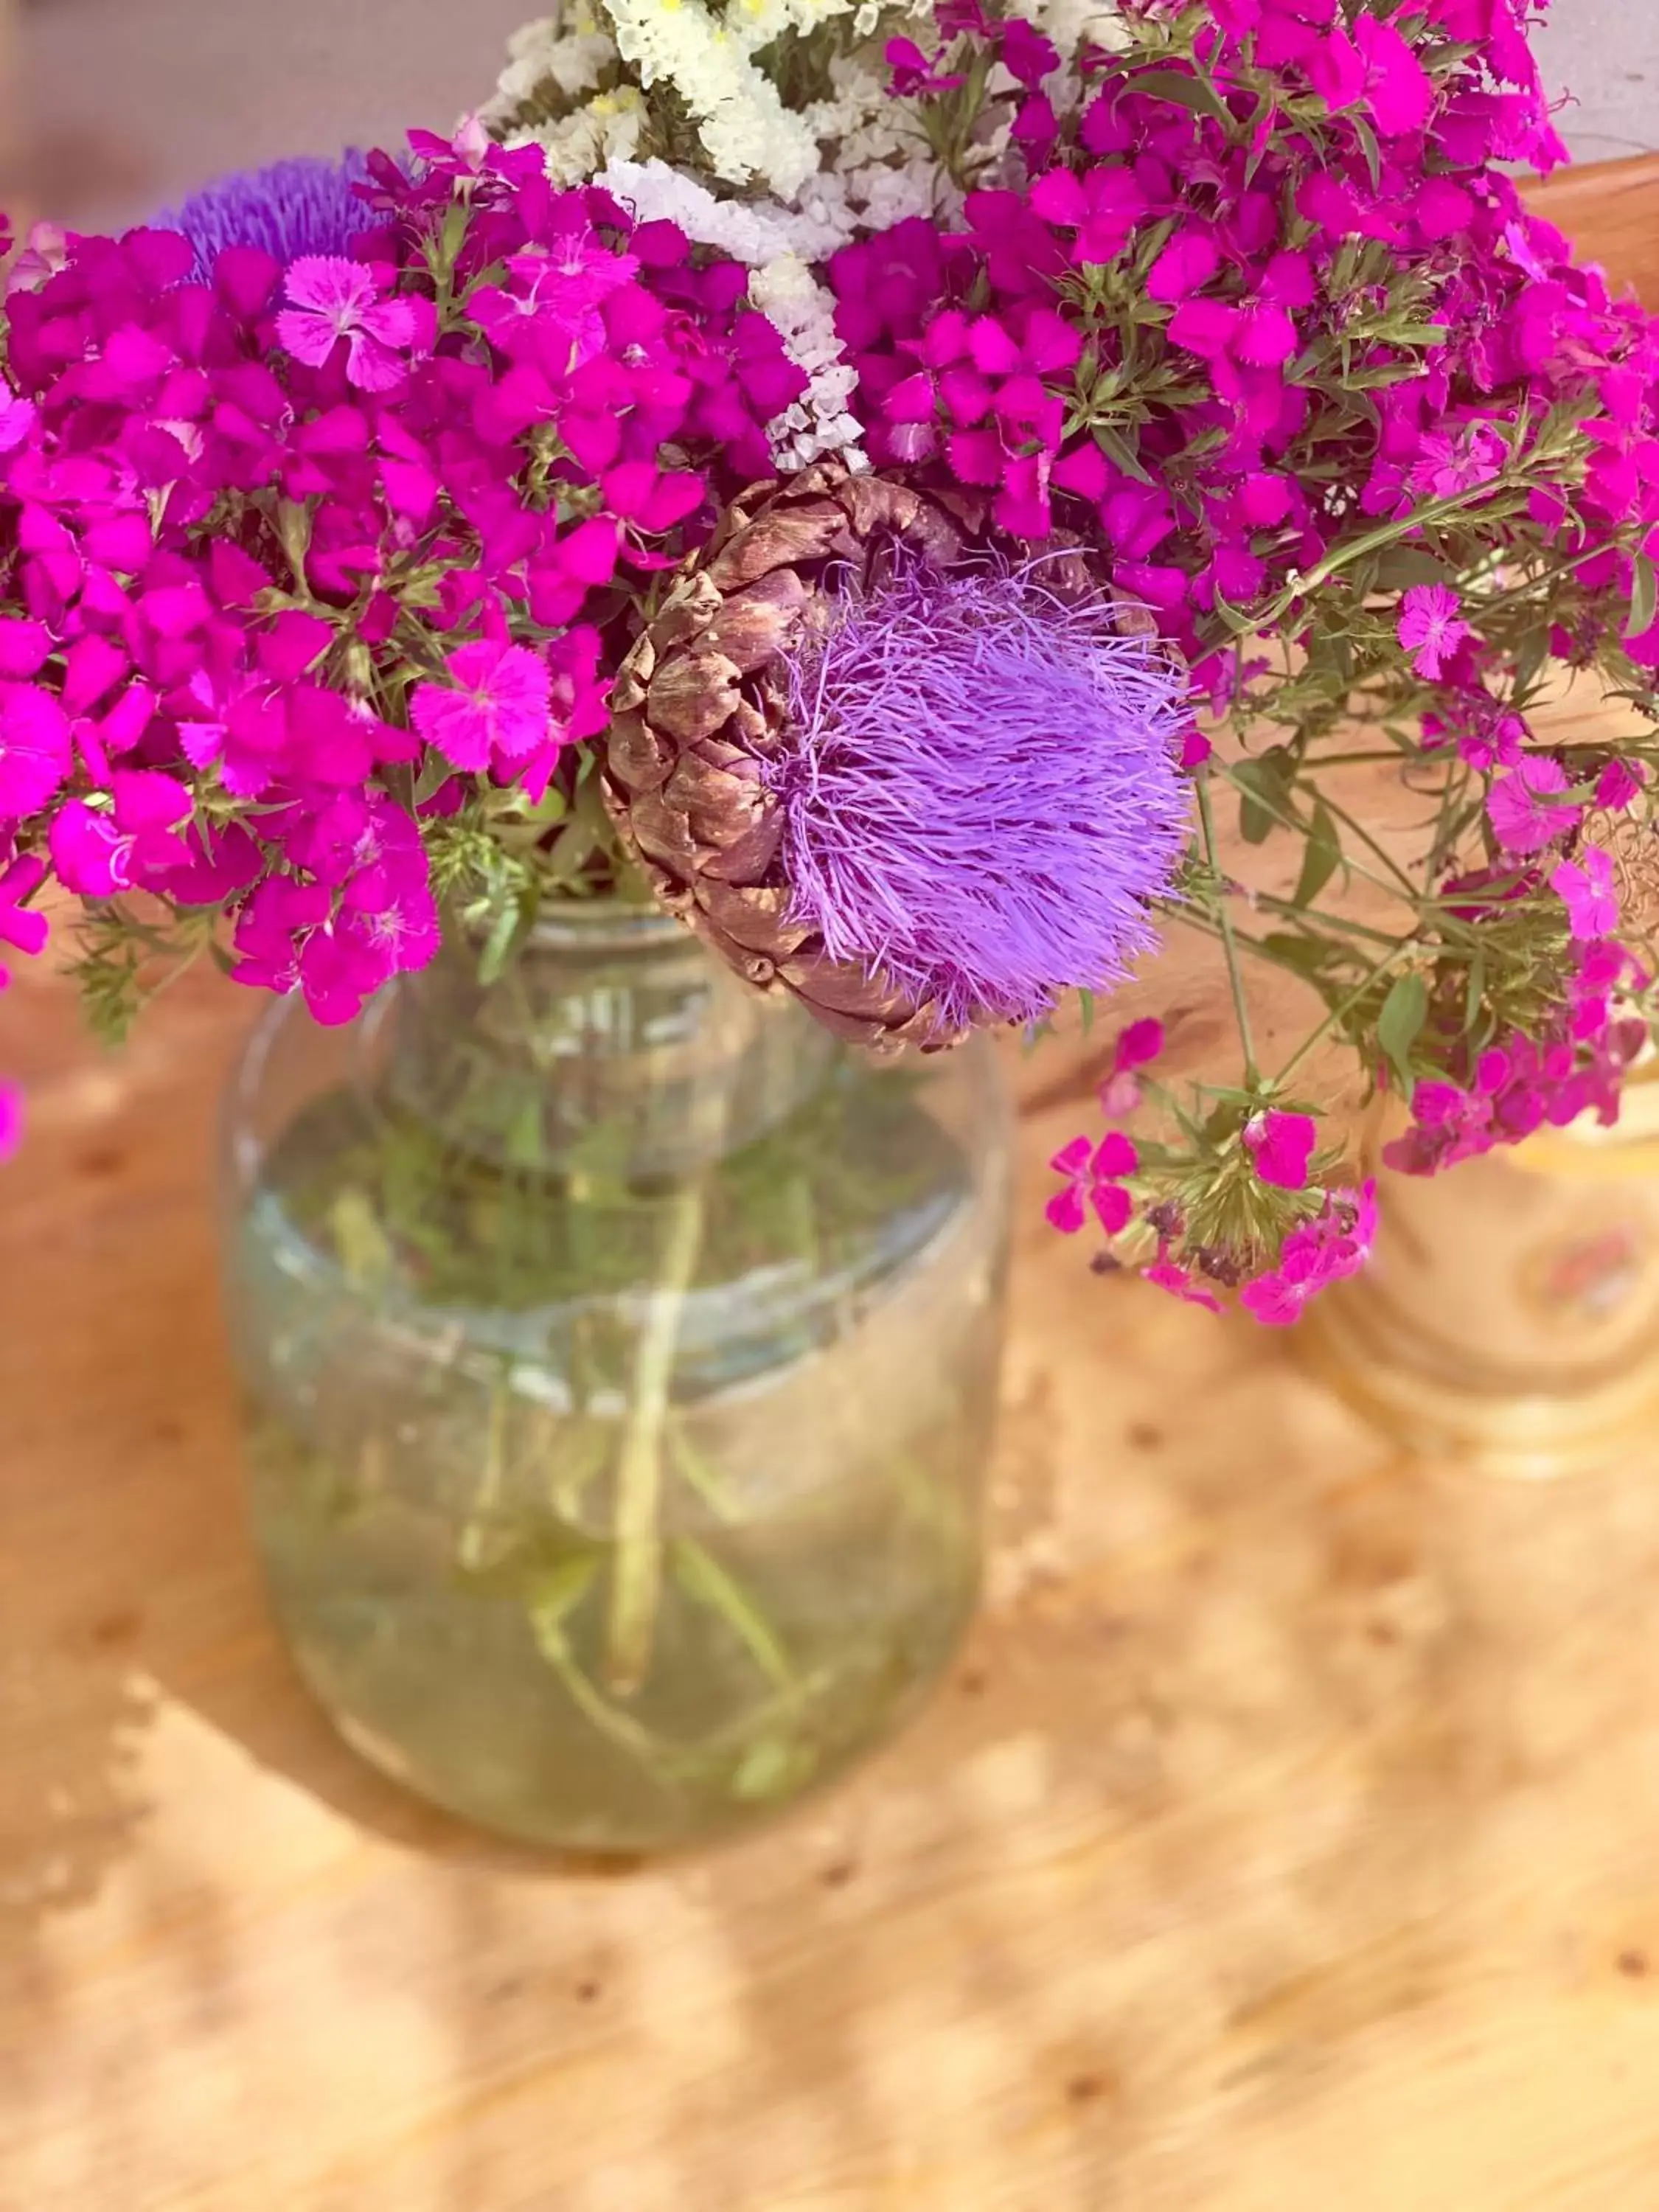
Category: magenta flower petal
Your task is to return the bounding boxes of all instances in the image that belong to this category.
[0,855,49,959]
[1487,757,1582,854]
[1243,1108,1318,1189]
[1048,1135,1093,1178]
[283,253,374,318]
[411,639,552,772]
[1091,1181,1133,1234]
[344,334,411,394]
[1115,1018,1165,1074]
[1397,585,1470,681]
[1146,232,1221,305]
[1144,1255,1222,1312]
[1091,1131,1138,1178]
[276,256,420,391]
[1354,15,1435,137]
[0,1079,21,1163]
[49,799,129,895]
[1239,1271,1305,1326]
[1551,849,1618,941]
[0,619,52,678]
[0,684,72,820]
[1596,759,1645,812]
[1045,1183,1088,1235]
[1168,298,1242,360]
[275,306,341,371]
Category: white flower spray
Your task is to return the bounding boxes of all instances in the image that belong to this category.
[484,0,1127,462]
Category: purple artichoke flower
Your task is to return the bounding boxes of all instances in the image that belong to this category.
[157,152,372,278]
[773,557,1192,1033]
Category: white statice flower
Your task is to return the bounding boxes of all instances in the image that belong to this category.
[801,58,914,173]
[513,86,648,181]
[1024,0,1131,58]
[595,159,898,471]
[594,154,848,260]
[749,254,867,470]
[724,0,855,54]
[481,10,622,128]
[603,0,823,195]
[490,0,1142,471]
[841,158,939,230]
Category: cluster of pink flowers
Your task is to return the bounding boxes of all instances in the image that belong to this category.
[0,128,801,1040]
[1385,939,1649,1175]
[847,0,1659,1317]
[1,0,1655,1333]
[831,0,1654,723]
[1046,1015,1378,1327]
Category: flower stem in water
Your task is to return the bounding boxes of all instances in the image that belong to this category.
[604,1172,712,1694]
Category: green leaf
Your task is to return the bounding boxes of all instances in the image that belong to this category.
[1262,931,1337,979]
[731,1734,818,1804]
[1292,801,1342,910]
[1233,750,1296,844]
[1463,946,1486,1038]
[476,891,535,986]
[439,199,470,265]
[1375,546,1457,591]
[1627,553,1658,643]
[1512,628,1550,700]
[1091,422,1155,486]
[1376,972,1428,1088]
[413,751,456,805]
[1350,111,1382,191]
[1128,67,1228,123]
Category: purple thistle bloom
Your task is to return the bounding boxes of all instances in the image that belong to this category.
[157,152,372,278]
[772,558,1192,1034]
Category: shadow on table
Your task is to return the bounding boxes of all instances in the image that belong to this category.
[16,1228,1659,2207]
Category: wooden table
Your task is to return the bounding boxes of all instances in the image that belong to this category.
[9,162,1659,2212]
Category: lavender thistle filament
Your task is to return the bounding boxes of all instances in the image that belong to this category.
[773,558,1192,1034]
[157,152,373,277]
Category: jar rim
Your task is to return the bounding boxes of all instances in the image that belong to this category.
[525,897,689,956]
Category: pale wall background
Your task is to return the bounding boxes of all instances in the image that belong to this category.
[1533,0,1659,164]
[1,0,1655,233]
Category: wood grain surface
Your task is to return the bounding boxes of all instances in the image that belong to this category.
[7,160,1659,2212]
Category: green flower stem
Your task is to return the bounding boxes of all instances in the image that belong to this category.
[1306,789,1421,900]
[1240,481,1534,637]
[604,1172,711,1697]
[1273,944,1416,1088]
[1292,749,1421,769]
[603,1074,735,1697]
[456,1369,512,1573]
[1207,760,1409,905]
[1471,540,1627,619]
[1245,894,1403,946]
[1195,768,1260,1087]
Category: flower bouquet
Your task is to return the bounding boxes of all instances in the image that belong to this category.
[5,0,1659,1841]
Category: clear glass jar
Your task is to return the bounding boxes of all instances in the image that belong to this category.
[219,908,1012,1854]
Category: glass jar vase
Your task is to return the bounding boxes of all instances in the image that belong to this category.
[219,907,1012,1854]
[1299,1072,1659,1479]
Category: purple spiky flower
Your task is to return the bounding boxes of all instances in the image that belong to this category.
[771,557,1192,1033]
[157,153,372,279]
